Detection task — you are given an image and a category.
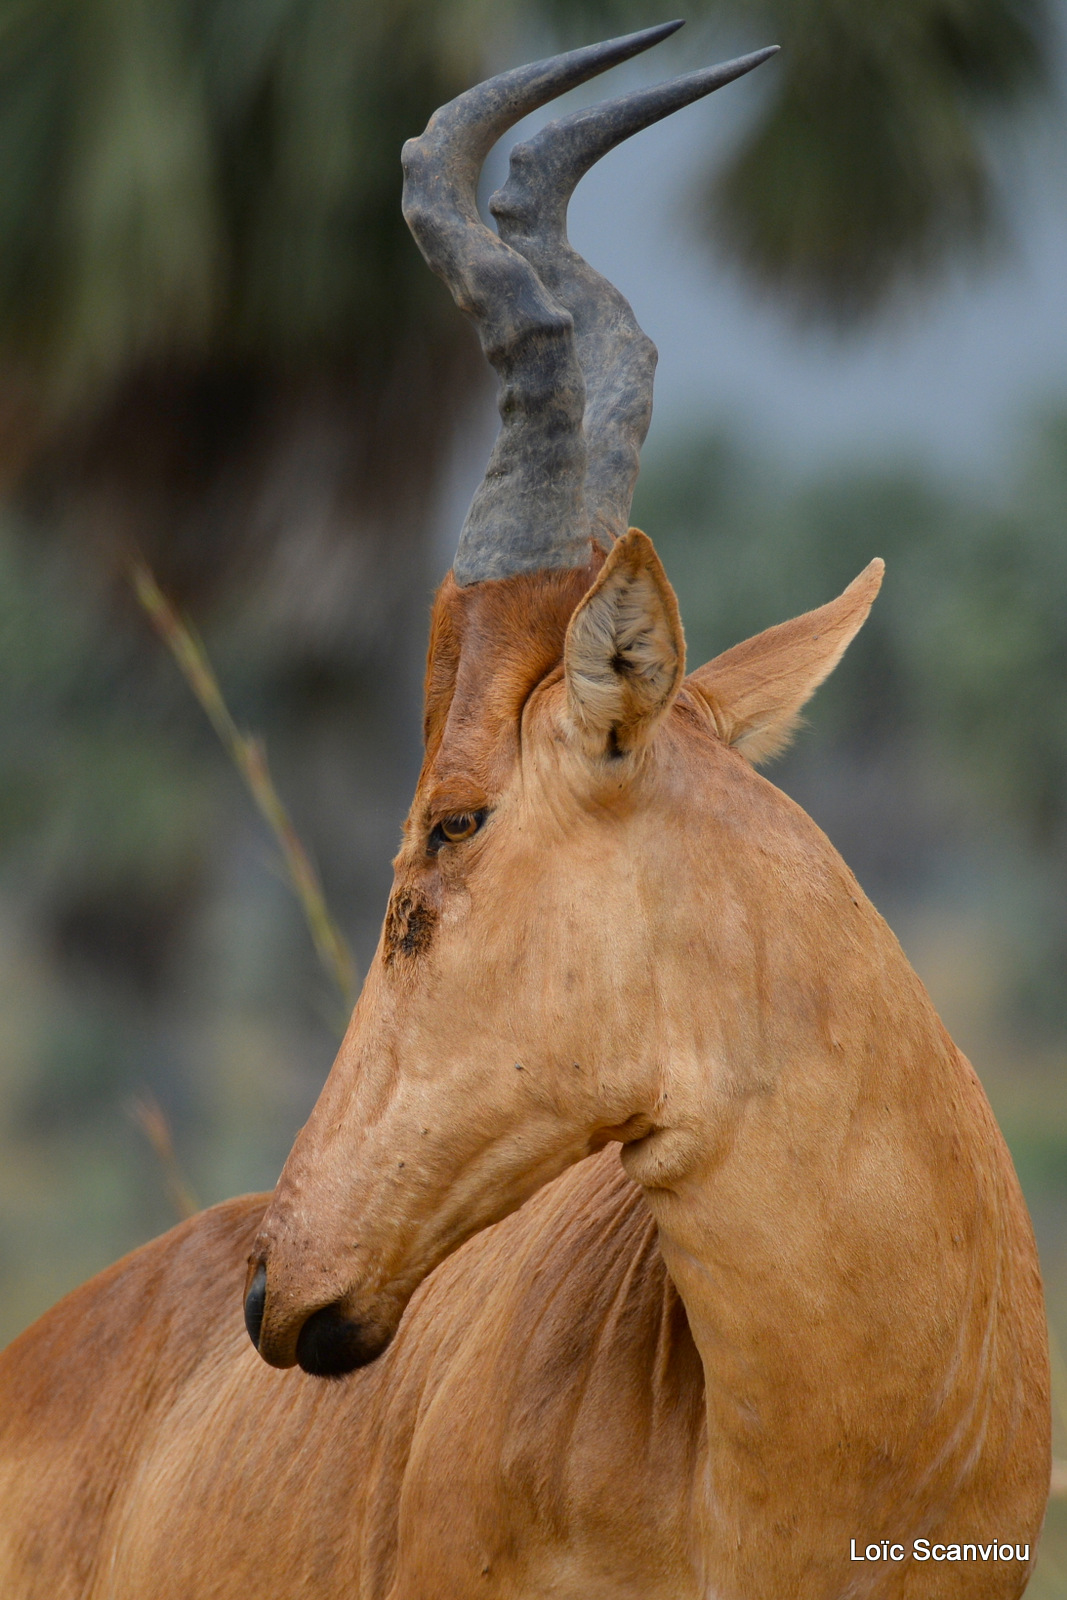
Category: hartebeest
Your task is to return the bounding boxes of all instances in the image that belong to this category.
[0,22,1050,1600]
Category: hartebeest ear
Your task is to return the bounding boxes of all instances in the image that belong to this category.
[565,529,686,757]
[689,559,884,765]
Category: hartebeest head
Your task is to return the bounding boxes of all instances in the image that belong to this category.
[245,24,883,1377]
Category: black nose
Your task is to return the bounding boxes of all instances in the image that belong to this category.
[295,1304,391,1377]
[244,1262,267,1350]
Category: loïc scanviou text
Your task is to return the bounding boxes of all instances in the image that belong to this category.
[851,1540,1030,1563]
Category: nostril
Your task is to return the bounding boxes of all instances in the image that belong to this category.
[295,1304,391,1377]
[244,1263,267,1350]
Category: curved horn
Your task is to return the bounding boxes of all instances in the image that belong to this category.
[490,47,779,545]
[402,22,684,586]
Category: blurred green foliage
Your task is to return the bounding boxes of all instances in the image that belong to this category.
[0,0,1049,413]
[0,520,214,898]
[713,0,1050,319]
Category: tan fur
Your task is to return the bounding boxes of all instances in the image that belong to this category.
[690,557,884,764]
[0,544,1049,1599]
[565,529,686,757]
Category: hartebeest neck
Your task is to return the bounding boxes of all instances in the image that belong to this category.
[618,785,1041,1593]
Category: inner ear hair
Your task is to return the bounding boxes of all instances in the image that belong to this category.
[689,559,884,766]
[565,529,686,758]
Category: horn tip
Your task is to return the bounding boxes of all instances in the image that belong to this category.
[588,18,686,68]
[626,20,684,45]
[720,44,781,84]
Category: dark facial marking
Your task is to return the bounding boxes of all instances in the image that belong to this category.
[384,888,438,965]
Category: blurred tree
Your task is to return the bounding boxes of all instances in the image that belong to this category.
[0,0,1051,592]
[714,0,1051,319]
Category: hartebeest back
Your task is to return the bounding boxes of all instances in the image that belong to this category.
[0,22,1050,1600]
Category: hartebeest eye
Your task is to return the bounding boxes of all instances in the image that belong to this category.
[428,811,488,853]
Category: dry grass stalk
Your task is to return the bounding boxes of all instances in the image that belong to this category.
[128,1094,199,1222]
[130,556,357,1013]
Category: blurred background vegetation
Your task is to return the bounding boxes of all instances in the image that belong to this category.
[0,0,1065,1587]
